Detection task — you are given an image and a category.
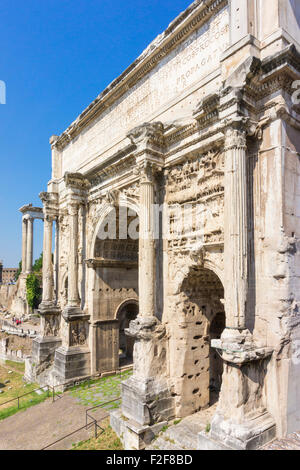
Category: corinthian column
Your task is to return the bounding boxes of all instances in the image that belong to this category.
[21,217,27,274]
[41,215,54,305]
[139,162,156,319]
[67,203,81,309]
[223,120,248,331]
[120,123,170,429]
[26,217,34,274]
[208,119,275,449]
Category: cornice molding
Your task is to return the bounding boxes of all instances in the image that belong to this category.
[64,172,91,191]
[19,203,43,215]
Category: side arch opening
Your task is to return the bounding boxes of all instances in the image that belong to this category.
[175,265,225,417]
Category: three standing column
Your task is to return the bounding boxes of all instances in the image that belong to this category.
[25,217,34,274]
[21,217,28,274]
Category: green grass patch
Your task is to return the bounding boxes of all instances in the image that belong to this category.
[0,391,49,421]
[173,419,182,425]
[69,370,132,408]
[72,418,123,450]
[160,425,169,434]
[0,362,50,421]
[5,361,25,373]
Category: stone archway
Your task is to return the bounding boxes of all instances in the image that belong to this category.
[171,265,225,417]
[89,203,139,373]
[116,299,139,366]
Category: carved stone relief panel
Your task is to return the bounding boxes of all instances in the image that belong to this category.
[70,321,88,347]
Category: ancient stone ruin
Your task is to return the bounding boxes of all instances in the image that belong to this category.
[15,0,300,450]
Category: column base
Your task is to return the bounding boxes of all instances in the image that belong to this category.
[122,375,174,426]
[209,327,276,449]
[110,408,167,450]
[62,305,87,320]
[53,346,91,384]
[198,411,276,450]
[38,302,60,315]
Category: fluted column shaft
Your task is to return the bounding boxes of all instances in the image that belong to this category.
[139,164,155,318]
[224,125,248,329]
[26,217,34,273]
[42,215,54,303]
[67,203,80,308]
[21,217,27,274]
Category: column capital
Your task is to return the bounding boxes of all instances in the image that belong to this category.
[68,201,79,216]
[222,117,262,151]
[39,191,59,219]
[135,160,163,184]
[23,214,34,221]
[127,122,165,167]
[127,122,164,147]
[222,117,249,152]
[44,213,57,223]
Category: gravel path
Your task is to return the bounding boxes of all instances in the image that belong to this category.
[0,394,108,450]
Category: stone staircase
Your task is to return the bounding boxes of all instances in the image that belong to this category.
[147,405,217,450]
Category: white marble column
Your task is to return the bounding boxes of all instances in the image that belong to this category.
[67,203,80,308]
[54,219,59,303]
[21,217,27,274]
[26,217,34,274]
[139,163,156,318]
[223,122,248,330]
[41,215,54,304]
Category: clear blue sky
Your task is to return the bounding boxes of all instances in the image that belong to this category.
[0,0,191,267]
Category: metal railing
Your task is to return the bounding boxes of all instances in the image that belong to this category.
[85,396,121,434]
[0,385,51,411]
[0,365,131,448]
[0,365,131,410]
[41,396,121,450]
[50,365,131,401]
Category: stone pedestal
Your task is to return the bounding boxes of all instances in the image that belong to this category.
[111,409,167,450]
[201,328,276,450]
[205,410,276,450]
[121,316,174,426]
[24,303,62,385]
[53,308,91,384]
[53,346,91,384]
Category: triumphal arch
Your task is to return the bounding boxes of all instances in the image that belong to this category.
[24,0,300,450]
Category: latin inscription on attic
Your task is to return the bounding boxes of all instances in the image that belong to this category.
[61,6,229,173]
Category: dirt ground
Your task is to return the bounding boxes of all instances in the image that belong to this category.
[0,394,108,450]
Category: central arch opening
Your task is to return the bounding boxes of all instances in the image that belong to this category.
[91,204,139,373]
